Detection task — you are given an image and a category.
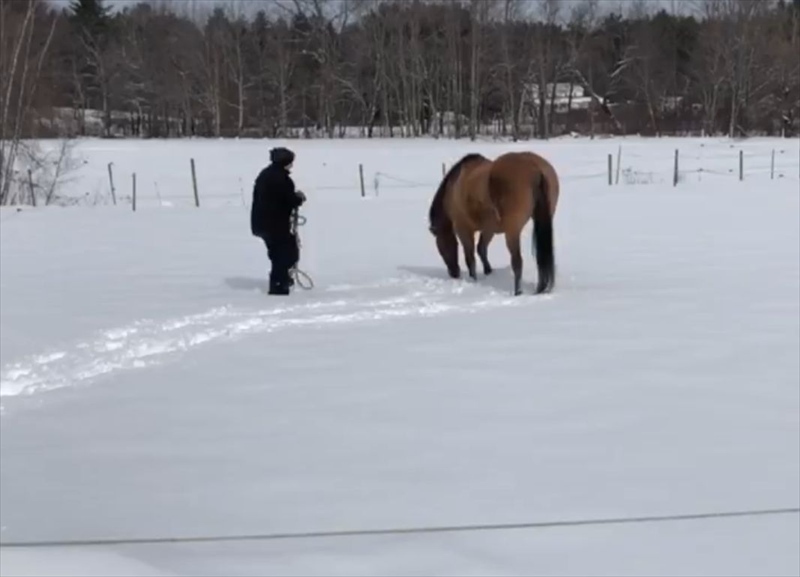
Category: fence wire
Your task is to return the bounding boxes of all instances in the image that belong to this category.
[1,506,797,549]
[15,144,798,209]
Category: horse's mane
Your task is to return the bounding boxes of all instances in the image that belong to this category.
[428,153,487,230]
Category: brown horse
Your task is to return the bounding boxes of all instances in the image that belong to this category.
[427,151,560,295]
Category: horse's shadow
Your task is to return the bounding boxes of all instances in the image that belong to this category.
[223,276,269,293]
[398,264,530,294]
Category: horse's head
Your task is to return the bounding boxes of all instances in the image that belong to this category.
[428,196,458,277]
[431,222,460,279]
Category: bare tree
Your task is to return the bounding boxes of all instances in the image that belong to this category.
[0,0,57,205]
[3,0,798,147]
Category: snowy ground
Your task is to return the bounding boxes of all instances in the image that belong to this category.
[1,136,799,576]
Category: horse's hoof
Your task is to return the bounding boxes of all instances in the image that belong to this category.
[484,268,493,275]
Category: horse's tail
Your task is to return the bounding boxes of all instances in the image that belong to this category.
[531,171,555,294]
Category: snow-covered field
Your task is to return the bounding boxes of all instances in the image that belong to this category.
[1,135,799,577]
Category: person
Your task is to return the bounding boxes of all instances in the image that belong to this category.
[250,147,307,295]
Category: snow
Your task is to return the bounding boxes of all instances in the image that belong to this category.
[1,135,799,576]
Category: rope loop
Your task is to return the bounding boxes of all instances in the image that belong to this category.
[290,267,314,290]
[290,208,313,290]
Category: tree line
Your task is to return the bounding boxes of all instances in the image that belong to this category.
[3,0,800,143]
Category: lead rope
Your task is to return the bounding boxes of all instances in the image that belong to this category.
[289,209,314,290]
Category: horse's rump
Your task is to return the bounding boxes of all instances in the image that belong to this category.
[487,152,559,223]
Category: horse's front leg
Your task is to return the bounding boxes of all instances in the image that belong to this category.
[477,231,494,275]
[455,227,478,281]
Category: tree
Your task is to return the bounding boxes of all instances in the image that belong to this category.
[0,0,58,204]
[3,0,798,146]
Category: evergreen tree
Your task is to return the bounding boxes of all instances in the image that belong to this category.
[68,0,112,43]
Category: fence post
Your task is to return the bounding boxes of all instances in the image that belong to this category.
[771,149,775,180]
[442,162,446,178]
[739,150,744,181]
[673,149,679,187]
[607,154,613,186]
[615,144,622,185]
[27,169,36,207]
[358,163,365,198]
[107,162,117,205]
[190,158,200,207]
[132,173,137,212]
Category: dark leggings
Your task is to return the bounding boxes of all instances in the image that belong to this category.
[263,233,299,293]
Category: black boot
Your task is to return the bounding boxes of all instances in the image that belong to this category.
[268,280,290,295]
[268,269,291,295]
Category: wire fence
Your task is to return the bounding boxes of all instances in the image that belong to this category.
[144,145,799,210]
[1,506,797,549]
[10,142,798,210]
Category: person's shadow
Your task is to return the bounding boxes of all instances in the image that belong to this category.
[397,264,528,294]
[223,276,269,293]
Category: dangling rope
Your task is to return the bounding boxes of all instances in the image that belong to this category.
[289,208,314,290]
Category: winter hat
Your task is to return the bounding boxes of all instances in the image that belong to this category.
[270,147,295,167]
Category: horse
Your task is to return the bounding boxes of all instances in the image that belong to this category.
[427,150,560,296]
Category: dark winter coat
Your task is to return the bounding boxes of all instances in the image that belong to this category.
[250,164,304,237]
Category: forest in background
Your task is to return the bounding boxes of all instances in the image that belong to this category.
[2,0,799,144]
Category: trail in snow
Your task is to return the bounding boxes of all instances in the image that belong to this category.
[0,274,545,401]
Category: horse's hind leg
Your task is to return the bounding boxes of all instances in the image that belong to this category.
[505,232,523,296]
[477,231,494,275]
[455,226,478,281]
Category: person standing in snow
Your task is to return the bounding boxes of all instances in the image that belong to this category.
[250,147,307,295]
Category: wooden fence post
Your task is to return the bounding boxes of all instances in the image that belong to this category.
[132,173,137,212]
[770,149,775,180]
[107,162,117,205]
[27,169,36,207]
[673,149,679,187]
[739,150,744,181]
[358,163,365,197]
[190,158,200,207]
